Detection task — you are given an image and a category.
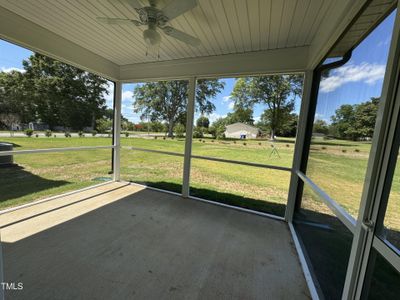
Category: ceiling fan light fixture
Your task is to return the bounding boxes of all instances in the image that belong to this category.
[97,0,201,53]
[143,28,161,46]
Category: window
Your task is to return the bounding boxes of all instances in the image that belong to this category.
[190,159,290,216]
[0,39,114,209]
[119,80,189,193]
[0,149,112,209]
[306,12,396,218]
[191,76,303,168]
[188,75,303,215]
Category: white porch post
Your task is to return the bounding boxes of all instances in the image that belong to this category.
[182,77,196,197]
[113,81,122,181]
[285,70,314,222]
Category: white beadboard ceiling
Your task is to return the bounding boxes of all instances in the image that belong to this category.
[0,0,396,80]
[0,0,337,65]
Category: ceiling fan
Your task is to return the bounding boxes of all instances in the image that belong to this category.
[97,0,201,53]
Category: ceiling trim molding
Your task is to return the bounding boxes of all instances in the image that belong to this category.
[0,6,119,81]
[119,47,309,82]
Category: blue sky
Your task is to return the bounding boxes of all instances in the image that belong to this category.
[0,10,395,124]
[314,10,395,123]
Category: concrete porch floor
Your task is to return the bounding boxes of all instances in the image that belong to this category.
[1,182,310,300]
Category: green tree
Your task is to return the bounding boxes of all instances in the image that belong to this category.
[331,104,355,139]
[313,119,329,135]
[231,75,303,139]
[330,98,379,140]
[0,54,110,130]
[96,118,112,133]
[25,54,109,130]
[0,70,35,123]
[257,111,298,137]
[133,79,224,137]
[352,97,379,139]
[226,106,254,125]
[196,116,210,128]
[209,118,227,139]
[174,124,185,138]
[277,113,298,137]
[193,126,205,138]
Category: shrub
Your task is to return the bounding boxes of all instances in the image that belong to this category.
[154,136,158,139]
[198,139,202,142]
[45,130,52,137]
[209,124,226,139]
[91,130,98,137]
[322,146,327,150]
[125,132,129,138]
[342,149,347,153]
[78,131,84,137]
[96,118,112,134]
[193,127,204,138]
[174,124,185,138]
[53,134,56,138]
[202,140,205,143]
[286,144,290,147]
[24,129,34,137]
[163,136,166,140]
[35,134,39,138]
[233,141,236,144]
[64,132,71,138]
[259,142,262,146]
[212,139,215,143]
[355,149,360,152]
[243,142,247,146]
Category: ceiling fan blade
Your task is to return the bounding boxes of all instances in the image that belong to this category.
[161,0,198,20]
[161,26,201,46]
[127,0,144,10]
[96,17,141,26]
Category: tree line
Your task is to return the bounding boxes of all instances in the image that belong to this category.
[1,54,305,138]
[133,75,303,139]
[313,97,379,141]
[0,54,109,131]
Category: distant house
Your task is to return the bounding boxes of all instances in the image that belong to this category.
[28,122,49,131]
[11,123,23,131]
[224,122,261,139]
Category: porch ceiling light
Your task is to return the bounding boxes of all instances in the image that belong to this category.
[143,27,161,46]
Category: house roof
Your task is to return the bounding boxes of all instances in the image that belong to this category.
[225,122,260,133]
[0,0,394,81]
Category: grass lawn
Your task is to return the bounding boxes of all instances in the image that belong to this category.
[1,135,400,236]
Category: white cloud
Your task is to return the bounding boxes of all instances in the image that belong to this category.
[320,62,386,93]
[253,116,261,123]
[222,95,235,110]
[207,112,227,123]
[1,67,25,73]
[103,86,134,109]
[122,90,133,100]
[222,95,231,102]
[104,83,114,108]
